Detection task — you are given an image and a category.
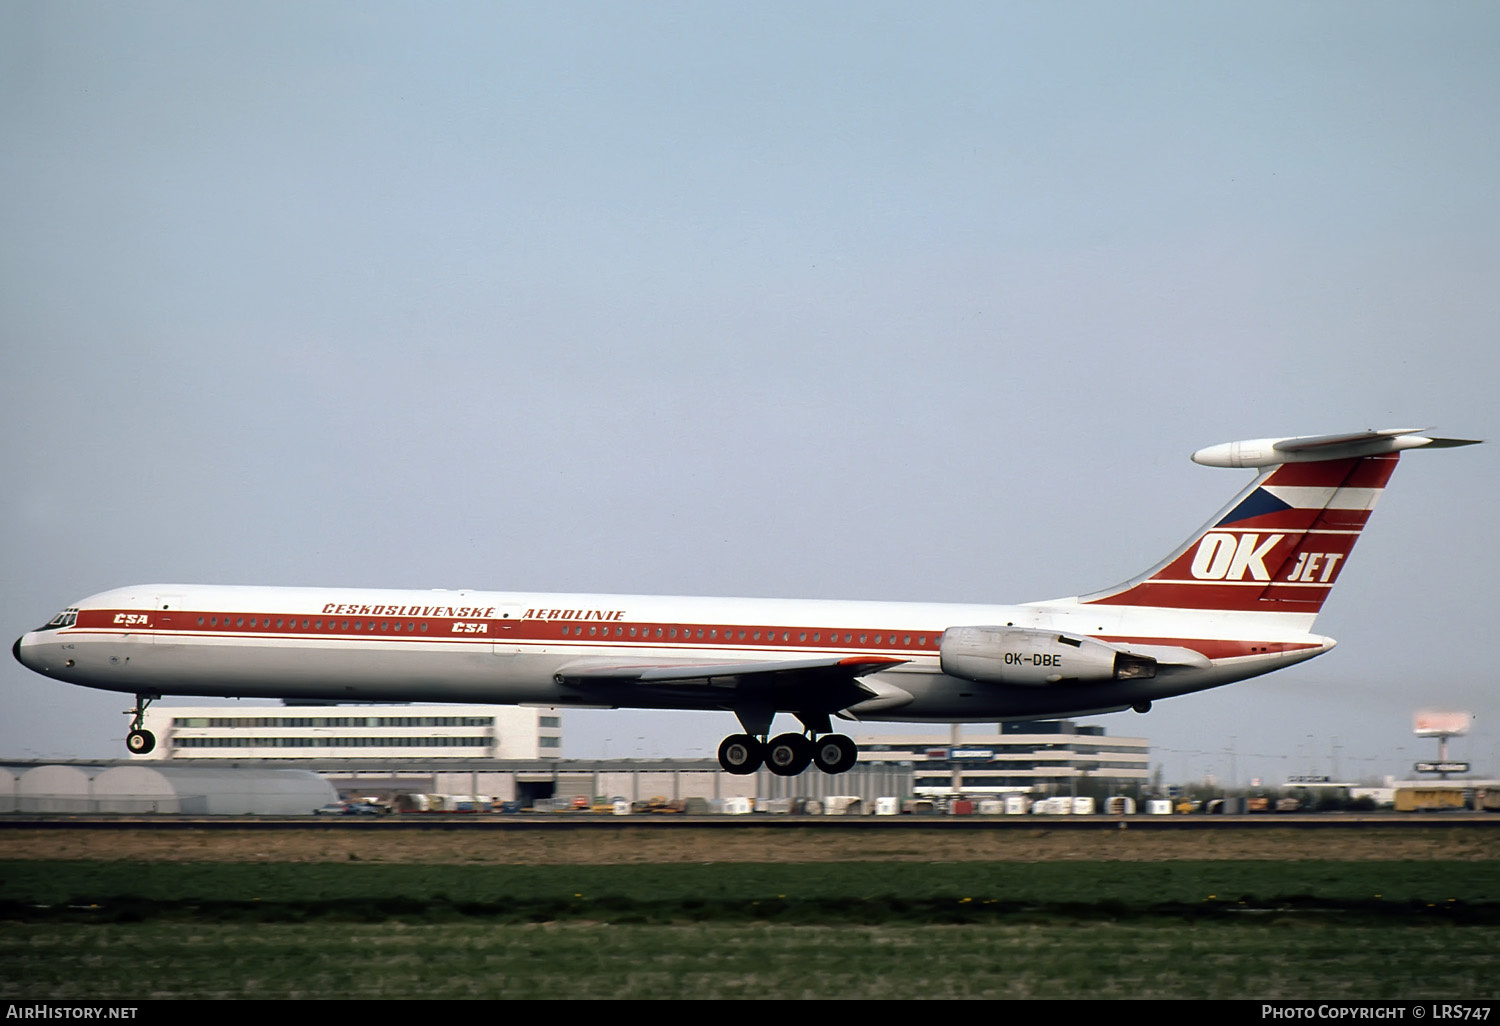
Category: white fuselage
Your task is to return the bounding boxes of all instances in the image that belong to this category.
[13,582,1332,723]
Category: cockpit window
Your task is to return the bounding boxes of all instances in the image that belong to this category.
[38,608,79,631]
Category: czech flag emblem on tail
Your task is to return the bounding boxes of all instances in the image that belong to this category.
[1081,429,1479,616]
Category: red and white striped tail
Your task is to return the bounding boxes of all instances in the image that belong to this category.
[1078,429,1478,617]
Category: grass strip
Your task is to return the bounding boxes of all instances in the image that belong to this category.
[4,859,1498,924]
[3,921,1496,1000]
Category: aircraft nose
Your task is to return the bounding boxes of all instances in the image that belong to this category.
[13,634,35,670]
[12,633,52,676]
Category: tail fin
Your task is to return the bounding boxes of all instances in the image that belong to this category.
[1080,429,1478,617]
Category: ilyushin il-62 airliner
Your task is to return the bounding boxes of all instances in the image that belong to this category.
[13,428,1477,775]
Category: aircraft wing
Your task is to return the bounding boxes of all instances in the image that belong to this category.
[552,654,908,721]
[554,654,905,686]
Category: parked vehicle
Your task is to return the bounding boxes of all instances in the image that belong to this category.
[1394,787,1466,812]
[314,801,382,816]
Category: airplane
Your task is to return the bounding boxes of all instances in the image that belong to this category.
[13,427,1478,775]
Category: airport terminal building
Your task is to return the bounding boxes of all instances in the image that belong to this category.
[858,721,1150,796]
[135,704,561,761]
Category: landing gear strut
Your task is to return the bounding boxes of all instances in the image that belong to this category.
[125,693,158,755]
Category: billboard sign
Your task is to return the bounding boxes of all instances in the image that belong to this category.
[1414,711,1472,737]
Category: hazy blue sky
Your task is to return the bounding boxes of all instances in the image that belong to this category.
[4,2,1497,785]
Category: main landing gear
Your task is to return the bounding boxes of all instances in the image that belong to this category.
[124,693,159,755]
[716,731,859,776]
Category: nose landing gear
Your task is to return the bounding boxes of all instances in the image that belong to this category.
[124,693,160,755]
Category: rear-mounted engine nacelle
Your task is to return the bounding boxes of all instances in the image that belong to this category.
[940,625,1157,686]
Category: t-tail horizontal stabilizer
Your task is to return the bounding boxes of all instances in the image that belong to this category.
[1191,428,1480,468]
